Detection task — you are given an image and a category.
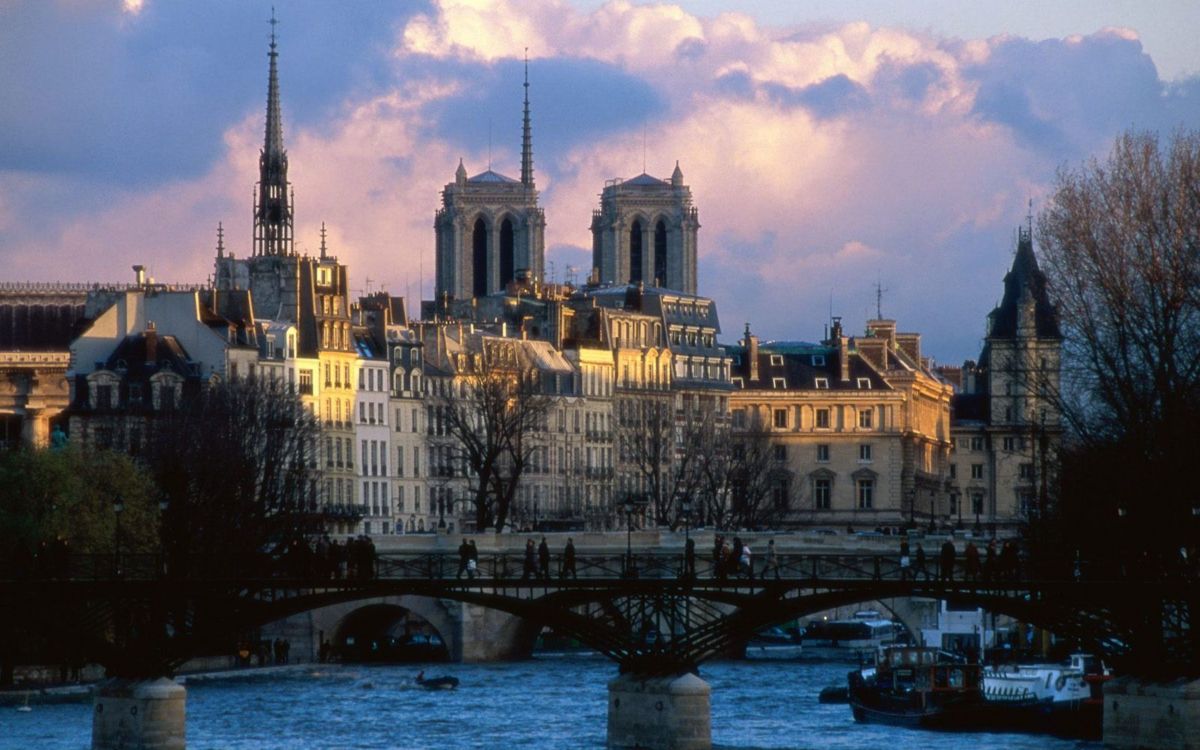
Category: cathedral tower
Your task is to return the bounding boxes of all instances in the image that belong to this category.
[590,162,699,294]
[434,60,545,301]
[254,15,293,259]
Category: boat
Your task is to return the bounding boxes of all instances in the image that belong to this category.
[977,653,1110,738]
[848,646,985,728]
[802,611,907,661]
[415,670,459,690]
[744,626,803,660]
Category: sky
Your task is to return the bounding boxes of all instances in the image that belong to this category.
[2,0,1199,364]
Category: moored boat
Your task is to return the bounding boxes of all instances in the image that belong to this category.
[848,646,985,729]
[977,653,1110,738]
[744,626,803,661]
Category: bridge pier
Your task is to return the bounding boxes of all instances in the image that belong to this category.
[92,677,186,750]
[607,672,710,750]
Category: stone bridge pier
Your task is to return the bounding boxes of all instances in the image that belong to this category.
[608,672,711,750]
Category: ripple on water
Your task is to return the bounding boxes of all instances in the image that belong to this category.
[1,658,1099,750]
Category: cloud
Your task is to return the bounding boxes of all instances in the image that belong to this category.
[4,0,1200,363]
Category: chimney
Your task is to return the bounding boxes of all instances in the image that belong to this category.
[896,333,921,364]
[744,322,759,383]
[866,319,896,347]
[839,336,850,382]
[132,264,146,286]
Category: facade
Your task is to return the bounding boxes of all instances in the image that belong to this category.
[946,227,1062,528]
[354,328,393,536]
[727,318,953,528]
[590,165,699,295]
[434,67,544,301]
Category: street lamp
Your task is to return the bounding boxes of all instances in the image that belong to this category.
[622,496,636,578]
[112,495,125,578]
[928,490,937,533]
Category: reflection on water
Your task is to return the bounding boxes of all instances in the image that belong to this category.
[3,656,1099,750]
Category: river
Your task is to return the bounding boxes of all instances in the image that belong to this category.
[4,655,1099,749]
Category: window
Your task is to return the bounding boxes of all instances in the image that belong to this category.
[732,409,747,429]
[856,377,871,389]
[1002,436,1015,451]
[814,377,829,389]
[949,463,957,479]
[858,410,873,428]
[732,377,744,389]
[812,355,826,366]
[970,436,984,451]
[772,377,787,388]
[96,384,114,409]
[299,370,313,395]
[1019,463,1034,480]
[814,479,831,510]
[859,444,872,462]
[773,409,788,428]
[772,478,790,508]
[815,408,830,428]
[856,479,874,509]
[971,464,984,479]
[949,494,959,515]
[773,444,787,461]
[770,354,784,366]
[972,492,984,515]
[816,444,830,462]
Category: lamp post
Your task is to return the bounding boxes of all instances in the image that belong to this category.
[907,487,915,529]
[112,495,125,578]
[622,496,636,578]
[973,493,982,535]
[928,490,937,533]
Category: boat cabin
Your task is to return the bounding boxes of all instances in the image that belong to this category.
[878,647,981,694]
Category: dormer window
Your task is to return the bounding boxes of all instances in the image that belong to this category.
[814,377,829,389]
[812,355,826,366]
[770,354,783,366]
[857,378,871,389]
[772,377,787,389]
[732,377,745,389]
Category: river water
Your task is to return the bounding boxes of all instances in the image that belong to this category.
[4,655,1098,750]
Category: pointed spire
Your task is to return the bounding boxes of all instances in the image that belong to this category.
[216,222,225,258]
[520,48,534,188]
[671,160,683,186]
[319,222,328,259]
[456,157,467,185]
[254,7,293,258]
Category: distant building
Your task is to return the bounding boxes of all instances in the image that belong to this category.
[948,226,1062,529]
[727,318,954,528]
[590,164,699,295]
[434,63,544,301]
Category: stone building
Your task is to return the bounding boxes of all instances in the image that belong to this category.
[946,226,1062,528]
[727,318,953,528]
[590,165,699,294]
[434,64,545,301]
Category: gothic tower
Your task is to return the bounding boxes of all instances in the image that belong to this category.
[590,162,699,294]
[254,16,293,259]
[434,60,545,301]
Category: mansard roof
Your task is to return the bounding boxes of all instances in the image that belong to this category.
[725,343,891,392]
[987,229,1061,340]
[104,329,194,378]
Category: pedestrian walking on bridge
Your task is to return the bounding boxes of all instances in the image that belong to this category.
[561,538,577,579]
[940,540,956,581]
[538,537,551,580]
[522,539,536,581]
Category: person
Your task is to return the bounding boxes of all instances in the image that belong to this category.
[712,535,724,578]
[457,538,471,579]
[763,539,779,580]
[562,537,577,579]
[915,543,928,581]
[964,541,980,581]
[684,537,696,579]
[740,540,753,580]
[538,537,551,580]
[940,539,956,581]
[899,538,911,580]
[985,538,997,581]
[522,539,536,581]
[719,540,732,581]
[467,539,479,579]
[731,537,743,576]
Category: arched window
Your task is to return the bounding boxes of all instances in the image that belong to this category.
[472,218,488,298]
[629,219,643,284]
[654,220,667,286]
[500,217,515,287]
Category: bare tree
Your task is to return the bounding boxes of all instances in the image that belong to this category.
[622,397,706,527]
[148,377,324,578]
[433,342,551,533]
[698,414,790,530]
[1036,129,1200,561]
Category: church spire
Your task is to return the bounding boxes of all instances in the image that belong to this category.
[520,49,534,188]
[254,8,293,257]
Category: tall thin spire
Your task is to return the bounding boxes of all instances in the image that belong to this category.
[254,7,293,257]
[520,48,534,188]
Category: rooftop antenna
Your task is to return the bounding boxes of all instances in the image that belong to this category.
[488,119,493,170]
[874,278,888,320]
[1026,196,1034,235]
[319,222,328,259]
[216,222,225,258]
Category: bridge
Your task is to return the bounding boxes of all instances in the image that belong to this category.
[4,544,1195,750]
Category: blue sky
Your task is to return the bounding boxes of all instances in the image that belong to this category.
[2,0,1198,363]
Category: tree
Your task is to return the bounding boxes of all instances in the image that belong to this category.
[697,414,792,530]
[622,397,706,528]
[146,376,324,579]
[432,341,551,533]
